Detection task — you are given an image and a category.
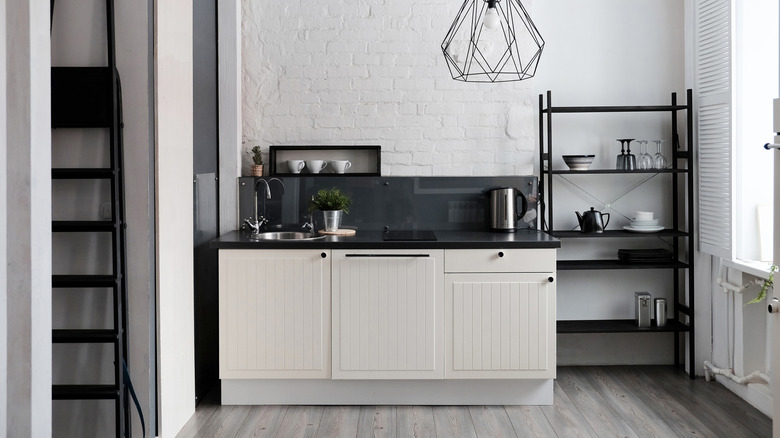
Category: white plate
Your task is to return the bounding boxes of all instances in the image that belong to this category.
[623,225,664,233]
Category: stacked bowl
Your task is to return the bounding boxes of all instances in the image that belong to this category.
[562,155,595,171]
[623,211,663,233]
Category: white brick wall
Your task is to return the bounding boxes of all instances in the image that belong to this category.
[241,0,537,176]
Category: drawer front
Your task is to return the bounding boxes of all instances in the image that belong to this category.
[445,249,555,273]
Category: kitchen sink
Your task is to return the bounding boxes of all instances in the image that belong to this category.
[250,231,325,241]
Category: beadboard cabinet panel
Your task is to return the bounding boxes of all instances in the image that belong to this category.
[445,273,556,379]
[331,250,444,379]
[219,249,331,379]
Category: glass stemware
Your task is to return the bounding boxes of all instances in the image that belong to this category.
[638,140,654,169]
[616,139,627,170]
[653,139,668,169]
[616,139,635,170]
[624,139,636,170]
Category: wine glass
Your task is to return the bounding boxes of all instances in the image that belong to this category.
[624,139,636,170]
[653,139,667,169]
[616,139,626,170]
[638,140,654,169]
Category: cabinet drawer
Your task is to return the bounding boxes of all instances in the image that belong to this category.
[445,249,555,273]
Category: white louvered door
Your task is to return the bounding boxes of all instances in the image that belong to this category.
[331,250,444,379]
[445,273,556,379]
[696,0,736,258]
[219,249,331,379]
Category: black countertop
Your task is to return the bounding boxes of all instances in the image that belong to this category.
[210,229,560,250]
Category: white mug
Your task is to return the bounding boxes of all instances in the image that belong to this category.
[306,160,328,174]
[287,160,305,174]
[330,160,352,174]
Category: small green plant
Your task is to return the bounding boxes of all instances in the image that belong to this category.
[251,146,263,165]
[747,265,777,305]
[308,187,352,213]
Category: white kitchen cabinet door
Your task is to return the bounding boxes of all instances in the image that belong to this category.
[219,249,331,379]
[332,249,444,379]
[445,273,556,379]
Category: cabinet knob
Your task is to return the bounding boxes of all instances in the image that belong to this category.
[498,251,504,258]
[548,276,554,283]
[321,252,327,258]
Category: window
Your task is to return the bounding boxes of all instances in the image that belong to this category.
[695,0,778,263]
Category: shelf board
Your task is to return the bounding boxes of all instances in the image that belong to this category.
[558,259,690,270]
[551,229,689,238]
[546,168,687,175]
[558,319,691,333]
[542,105,688,113]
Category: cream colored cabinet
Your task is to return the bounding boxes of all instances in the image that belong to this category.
[444,249,556,379]
[331,249,444,379]
[219,249,331,379]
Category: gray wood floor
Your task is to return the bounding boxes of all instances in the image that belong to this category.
[176,366,772,438]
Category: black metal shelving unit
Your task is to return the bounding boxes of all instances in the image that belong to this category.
[539,90,695,377]
[50,0,130,435]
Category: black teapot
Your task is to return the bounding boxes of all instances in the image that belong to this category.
[576,207,610,233]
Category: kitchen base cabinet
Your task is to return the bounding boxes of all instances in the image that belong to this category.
[444,249,556,379]
[331,249,444,379]
[219,249,331,379]
[218,246,556,405]
[445,273,556,379]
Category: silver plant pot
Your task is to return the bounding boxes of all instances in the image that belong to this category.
[322,210,343,232]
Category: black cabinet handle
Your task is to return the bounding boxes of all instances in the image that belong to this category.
[498,251,504,258]
[345,254,430,258]
[321,252,327,258]
[548,276,554,283]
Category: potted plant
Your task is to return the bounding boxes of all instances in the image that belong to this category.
[251,146,264,177]
[308,187,352,231]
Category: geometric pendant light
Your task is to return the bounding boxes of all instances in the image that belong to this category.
[441,0,544,82]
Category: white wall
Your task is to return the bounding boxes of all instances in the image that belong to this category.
[240,0,687,365]
[3,0,52,436]
[241,0,684,177]
[0,0,7,433]
[155,0,195,435]
[534,0,687,366]
[50,0,155,435]
[241,0,539,176]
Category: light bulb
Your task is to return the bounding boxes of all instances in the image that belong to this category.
[483,7,500,30]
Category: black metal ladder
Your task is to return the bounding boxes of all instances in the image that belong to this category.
[50,0,130,436]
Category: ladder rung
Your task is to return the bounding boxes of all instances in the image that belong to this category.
[52,168,114,179]
[53,329,118,344]
[52,384,119,400]
[52,221,115,232]
[52,275,118,288]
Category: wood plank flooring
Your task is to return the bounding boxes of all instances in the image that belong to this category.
[176,366,772,438]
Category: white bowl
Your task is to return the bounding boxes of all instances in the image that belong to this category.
[562,155,595,171]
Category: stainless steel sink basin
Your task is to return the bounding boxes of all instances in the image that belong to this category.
[251,231,325,241]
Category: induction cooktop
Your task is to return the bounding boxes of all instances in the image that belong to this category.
[382,230,438,241]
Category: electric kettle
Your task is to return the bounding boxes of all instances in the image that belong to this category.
[487,187,528,232]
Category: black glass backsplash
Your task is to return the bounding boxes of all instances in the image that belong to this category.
[238,176,538,231]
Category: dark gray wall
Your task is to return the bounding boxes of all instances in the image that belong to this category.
[193,0,218,175]
[193,0,219,404]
